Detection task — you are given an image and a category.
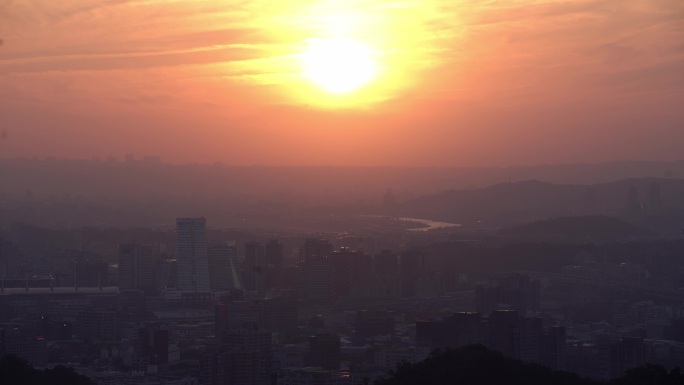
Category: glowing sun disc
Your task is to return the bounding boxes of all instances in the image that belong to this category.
[301,38,379,95]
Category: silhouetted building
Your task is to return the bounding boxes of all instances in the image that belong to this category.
[215,294,298,338]
[0,287,120,323]
[400,250,425,297]
[350,250,373,285]
[354,310,395,345]
[244,242,266,292]
[176,217,210,293]
[445,268,461,292]
[38,315,73,341]
[264,240,284,289]
[416,312,487,350]
[138,323,169,364]
[489,310,520,357]
[118,243,157,294]
[518,316,543,363]
[118,289,147,322]
[476,274,540,313]
[475,284,501,315]
[415,319,440,349]
[207,328,273,385]
[306,334,340,370]
[299,239,334,303]
[265,240,284,269]
[374,250,398,276]
[332,248,371,299]
[541,326,567,371]
[400,250,424,278]
[450,312,488,347]
[76,308,117,341]
[599,337,646,380]
[242,240,286,292]
[279,367,345,385]
[208,241,241,291]
[160,259,178,289]
[72,255,108,288]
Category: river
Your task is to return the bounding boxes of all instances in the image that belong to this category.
[399,217,461,232]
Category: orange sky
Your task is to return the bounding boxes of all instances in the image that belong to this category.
[0,0,682,166]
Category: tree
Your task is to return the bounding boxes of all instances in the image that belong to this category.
[375,345,597,385]
[610,364,684,385]
[0,354,94,385]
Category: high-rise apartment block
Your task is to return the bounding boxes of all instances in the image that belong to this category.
[176,217,210,293]
[118,243,157,294]
[299,239,334,303]
[206,328,273,385]
[208,241,241,291]
[306,334,341,370]
[244,242,266,292]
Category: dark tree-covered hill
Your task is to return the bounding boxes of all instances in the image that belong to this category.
[374,345,684,385]
[0,354,94,385]
[375,345,597,385]
[401,177,684,229]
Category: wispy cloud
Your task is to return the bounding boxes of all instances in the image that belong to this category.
[0,0,682,165]
[1,0,681,99]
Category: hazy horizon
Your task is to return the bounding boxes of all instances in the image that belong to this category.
[3,154,684,169]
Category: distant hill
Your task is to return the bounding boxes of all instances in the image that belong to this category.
[402,180,580,224]
[499,215,653,242]
[2,157,684,230]
[375,345,594,385]
[1,158,684,202]
[401,178,684,229]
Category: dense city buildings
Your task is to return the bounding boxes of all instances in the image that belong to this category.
[373,250,398,277]
[206,328,274,385]
[2,0,682,379]
[138,323,169,365]
[306,333,341,370]
[215,293,298,339]
[2,211,684,384]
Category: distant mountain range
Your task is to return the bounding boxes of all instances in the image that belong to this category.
[1,158,684,203]
[499,215,653,242]
[401,178,684,231]
[2,157,684,231]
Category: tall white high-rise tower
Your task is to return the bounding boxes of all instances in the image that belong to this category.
[176,217,210,292]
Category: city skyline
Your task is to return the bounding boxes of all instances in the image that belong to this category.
[2,2,684,384]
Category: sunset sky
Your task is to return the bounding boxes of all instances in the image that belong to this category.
[0,0,682,166]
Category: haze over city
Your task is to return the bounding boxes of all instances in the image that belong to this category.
[2,2,684,385]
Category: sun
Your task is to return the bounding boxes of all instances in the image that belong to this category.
[301,38,379,95]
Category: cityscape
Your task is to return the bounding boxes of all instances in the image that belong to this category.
[1,0,684,384]
[2,159,684,384]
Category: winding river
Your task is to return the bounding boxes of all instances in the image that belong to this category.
[399,217,461,232]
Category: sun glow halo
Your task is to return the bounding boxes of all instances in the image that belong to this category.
[301,38,379,95]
